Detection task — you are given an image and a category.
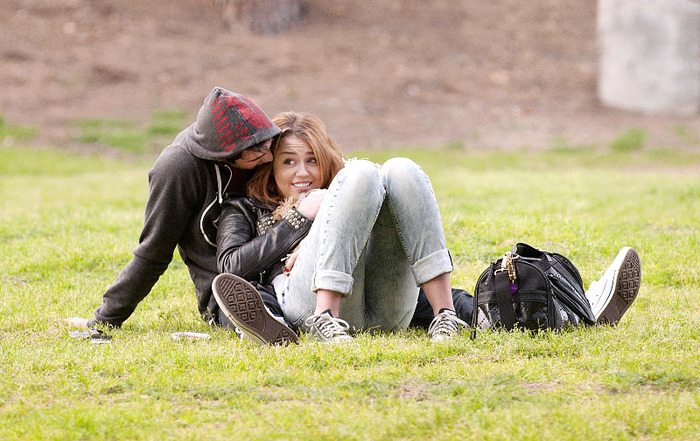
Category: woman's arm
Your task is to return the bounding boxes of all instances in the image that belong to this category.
[216,197,312,281]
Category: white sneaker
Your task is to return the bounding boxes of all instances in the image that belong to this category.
[428,309,468,342]
[304,311,352,343]
[586,247,641,325]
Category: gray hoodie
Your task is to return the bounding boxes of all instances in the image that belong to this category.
[89,87,280,327]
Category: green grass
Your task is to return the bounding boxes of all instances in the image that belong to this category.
[0,117,38,146]
[1,142,700,440]
[609,129,646,153]
[74,110,187,154]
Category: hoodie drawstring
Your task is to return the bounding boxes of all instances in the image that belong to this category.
[200,163,232,247]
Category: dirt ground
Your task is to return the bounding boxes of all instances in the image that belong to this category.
[2,0,699,152]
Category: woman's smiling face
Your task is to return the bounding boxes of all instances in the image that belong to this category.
[273,134,323,199]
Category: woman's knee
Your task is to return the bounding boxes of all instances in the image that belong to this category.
[335,159,382,192]
[343,158,379,178]
[381,157,428,191]
[381,157,422,181]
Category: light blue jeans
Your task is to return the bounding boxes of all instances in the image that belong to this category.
[278,158,453,333]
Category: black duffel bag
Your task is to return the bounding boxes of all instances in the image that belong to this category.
[472,243,596,333]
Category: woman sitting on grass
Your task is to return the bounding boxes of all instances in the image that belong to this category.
[213,111,469,344]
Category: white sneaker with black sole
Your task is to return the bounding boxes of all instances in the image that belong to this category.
[586,247,641,325]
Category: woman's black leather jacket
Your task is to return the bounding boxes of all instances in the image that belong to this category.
[216,196,312,285]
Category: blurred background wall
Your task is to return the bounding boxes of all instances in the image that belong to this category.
[1,0,699,151]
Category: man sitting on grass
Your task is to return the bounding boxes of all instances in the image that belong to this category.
[68,86,280,329]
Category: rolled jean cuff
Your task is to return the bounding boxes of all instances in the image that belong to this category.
[412,249,454,286]
[312,270,355,297]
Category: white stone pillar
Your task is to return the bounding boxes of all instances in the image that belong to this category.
[597,0,700,116]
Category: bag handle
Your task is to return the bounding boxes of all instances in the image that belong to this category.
[495,252,518,330]
[512,242,545,259]
[494,271,517,329]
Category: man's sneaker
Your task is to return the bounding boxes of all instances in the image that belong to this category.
[212,273,298,346]
[304,311,352,343]
[586,247,641,325]
[428,309,468,342]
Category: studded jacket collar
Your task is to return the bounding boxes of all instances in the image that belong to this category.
[216,196,312,286]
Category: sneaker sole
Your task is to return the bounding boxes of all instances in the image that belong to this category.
[597,248,641,325]
[212,273,298,346]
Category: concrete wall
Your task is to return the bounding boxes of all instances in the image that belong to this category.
[597,0,700,116]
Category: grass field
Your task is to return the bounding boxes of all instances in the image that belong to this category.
[1,138,699,440]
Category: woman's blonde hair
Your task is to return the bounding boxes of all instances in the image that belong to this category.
[246,111,345,207]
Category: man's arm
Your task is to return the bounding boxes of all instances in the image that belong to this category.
[89,146,201,327]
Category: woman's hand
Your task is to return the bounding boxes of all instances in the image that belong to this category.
[296,189,326,220]
[285,249,300,273]
[284,240,306,273]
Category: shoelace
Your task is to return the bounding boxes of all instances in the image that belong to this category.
[306,314,350,340]
[233,326,246,341]
[428,311,468,337]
